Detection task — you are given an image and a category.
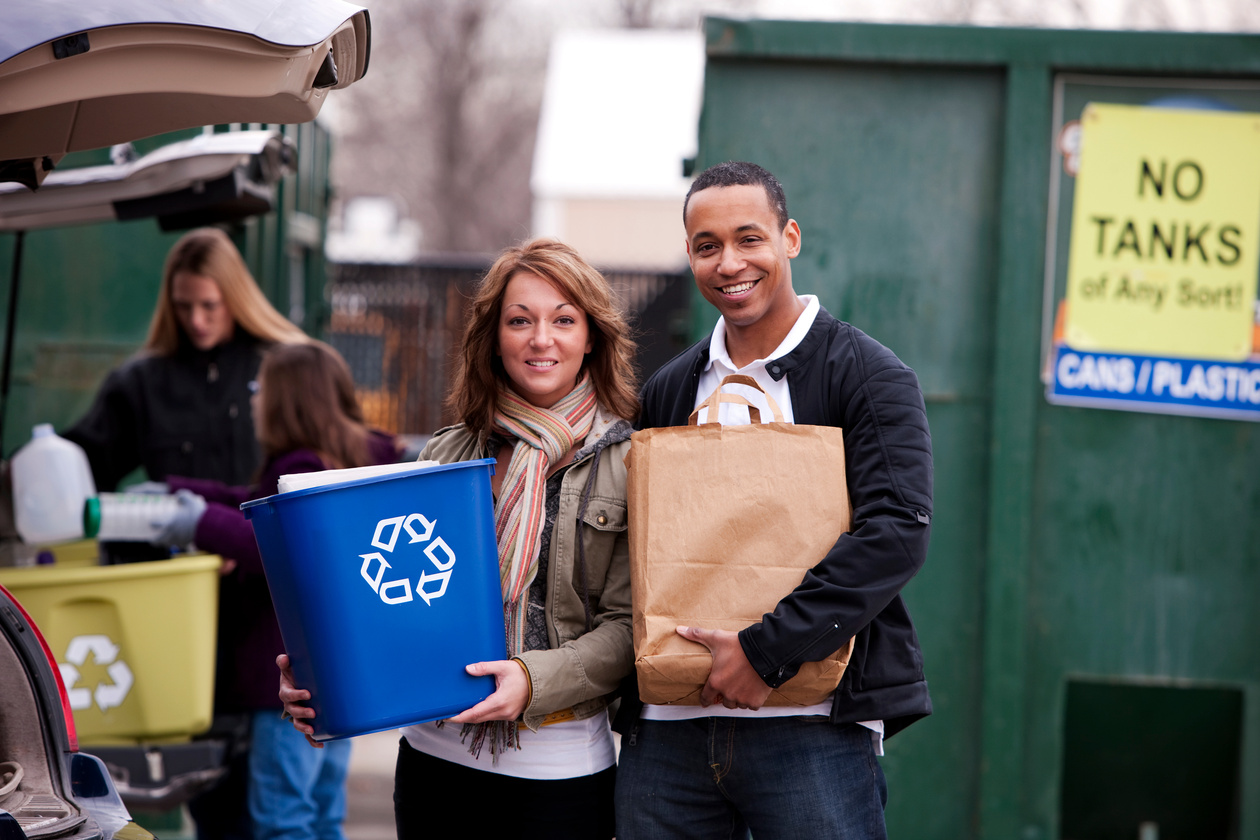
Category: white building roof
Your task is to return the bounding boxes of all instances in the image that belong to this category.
[531,28,705,201]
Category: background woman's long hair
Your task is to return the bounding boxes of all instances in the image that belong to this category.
[145,227,309,354]
[255,341,372,470]
[448,238,639,438]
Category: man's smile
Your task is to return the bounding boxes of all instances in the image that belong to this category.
[718,279,758,296]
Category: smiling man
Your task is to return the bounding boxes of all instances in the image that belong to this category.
[614,161,934,840]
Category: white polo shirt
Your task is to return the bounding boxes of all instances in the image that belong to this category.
[640,294,884,754]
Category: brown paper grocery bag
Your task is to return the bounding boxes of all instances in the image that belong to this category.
[627,374,854,706]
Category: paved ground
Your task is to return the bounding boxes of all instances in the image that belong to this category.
[131,730,402,840]
[343,730,399,840]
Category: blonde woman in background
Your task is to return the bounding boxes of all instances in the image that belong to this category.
[66,225,308,491]
[64,226,308,840]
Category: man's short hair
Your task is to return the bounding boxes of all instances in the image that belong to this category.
[684,161,789,230]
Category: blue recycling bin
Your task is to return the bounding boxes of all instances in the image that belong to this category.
[242,459,505,740]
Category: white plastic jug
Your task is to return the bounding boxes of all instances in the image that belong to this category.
[11,424,97,544]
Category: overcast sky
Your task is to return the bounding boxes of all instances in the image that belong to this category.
[521,0,1260,32]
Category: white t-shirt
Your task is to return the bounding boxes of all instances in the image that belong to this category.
[640,295,884,755]
[401,712,616,780]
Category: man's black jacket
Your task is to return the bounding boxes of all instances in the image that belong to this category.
[622,306,933,738]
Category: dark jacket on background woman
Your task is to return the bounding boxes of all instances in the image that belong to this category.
[66,332,264,490]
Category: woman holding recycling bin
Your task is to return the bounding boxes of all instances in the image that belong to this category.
[279,238,638,840]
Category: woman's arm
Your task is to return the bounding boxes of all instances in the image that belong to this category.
[166,475,252,508]
[190,449,326,578]
[515,527,633,721]
[63,366,143,492]
[449,528,633,727]
[192,501,265,574]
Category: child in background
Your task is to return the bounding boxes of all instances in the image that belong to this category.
[161,340,401,840]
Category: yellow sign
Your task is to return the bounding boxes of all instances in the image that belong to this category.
[1065,103,1260,360]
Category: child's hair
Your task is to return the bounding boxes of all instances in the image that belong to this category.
[255,341,372,469]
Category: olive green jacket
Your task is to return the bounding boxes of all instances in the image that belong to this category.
[419,407,634,732]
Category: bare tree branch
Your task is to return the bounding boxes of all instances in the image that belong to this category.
[330,0,546,253]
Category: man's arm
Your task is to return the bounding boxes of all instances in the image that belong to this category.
[738,333,933,689]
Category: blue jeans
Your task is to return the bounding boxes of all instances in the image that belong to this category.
[615,717,887,840]
[248,710,352,840]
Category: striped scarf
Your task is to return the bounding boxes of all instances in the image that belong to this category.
[493,375,596,652]
[465,376,596,759]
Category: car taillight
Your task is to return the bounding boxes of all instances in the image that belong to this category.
[0,585,78,752]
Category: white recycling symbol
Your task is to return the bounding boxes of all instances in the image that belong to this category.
[58,634,134,712]
[359,512,458,606]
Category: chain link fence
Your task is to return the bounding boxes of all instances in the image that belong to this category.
[325,259,691,436]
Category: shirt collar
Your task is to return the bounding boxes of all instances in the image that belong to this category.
[705,295,820,372]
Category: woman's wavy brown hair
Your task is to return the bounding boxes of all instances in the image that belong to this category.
[448,238,639,438]
[145,227,309,354]
[255,341,373,470]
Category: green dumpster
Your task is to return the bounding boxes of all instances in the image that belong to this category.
[692,18,1260,840]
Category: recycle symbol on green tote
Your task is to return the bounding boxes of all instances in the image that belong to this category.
[359,513,456,605]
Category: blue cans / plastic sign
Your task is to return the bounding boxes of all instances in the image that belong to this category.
[1048,344,1260,421]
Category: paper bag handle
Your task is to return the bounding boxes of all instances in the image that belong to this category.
[688,374,787,426]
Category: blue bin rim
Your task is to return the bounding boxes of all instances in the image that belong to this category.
[240,457,496,516]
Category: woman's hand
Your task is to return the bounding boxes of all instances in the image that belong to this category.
[447,660,530,724]
[150,489,207,548]
[276,653,322,748]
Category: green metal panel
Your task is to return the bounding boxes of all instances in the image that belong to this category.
[0,122,333,457]
[694,17,1260,840]
[0,222,180,457]
[983,62,1053,840]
